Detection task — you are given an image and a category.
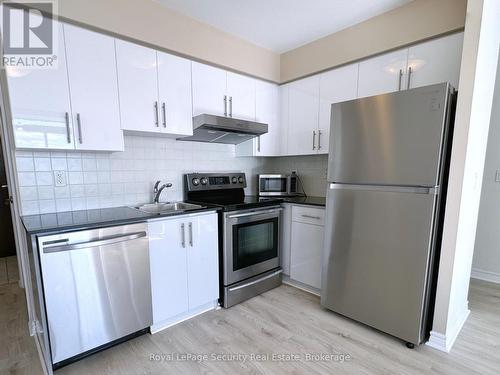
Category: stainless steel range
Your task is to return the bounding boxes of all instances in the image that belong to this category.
[184,172,282,308]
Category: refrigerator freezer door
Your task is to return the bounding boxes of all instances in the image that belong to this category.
[328,83,450,186]
[321,184,437,344]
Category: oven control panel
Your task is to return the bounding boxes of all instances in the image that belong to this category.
[185,173,247,191]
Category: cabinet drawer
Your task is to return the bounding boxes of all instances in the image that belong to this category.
[291,205,325,226]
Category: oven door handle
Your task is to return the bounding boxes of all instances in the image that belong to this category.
[227,208,282,219]
[229,270,283,292]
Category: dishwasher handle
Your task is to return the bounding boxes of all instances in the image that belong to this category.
[42,231,147,253]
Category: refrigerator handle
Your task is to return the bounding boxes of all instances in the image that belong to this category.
[328,183,439,195]
[398,69,403,91]
[312,130,316,150]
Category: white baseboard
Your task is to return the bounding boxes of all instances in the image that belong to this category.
[150,300,218,334]
[470,268,500,284]
[426,306,470,353]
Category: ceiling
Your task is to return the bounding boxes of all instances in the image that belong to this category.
[156,0,414,53]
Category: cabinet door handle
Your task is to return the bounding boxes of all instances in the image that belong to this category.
[188,222,193,247]
[312,130,316,150]
[224,95,228,116]
[76,113,83,144]
[154,101,159,127]
[162,102,166,128]
[64,112,71,144]
[317,130,322,150]
[181,223,186,248]
[398,69,403,91]
[301,214,321,220]
[407,67,412,90]
[257,136,261,153]
[229,96,233,117]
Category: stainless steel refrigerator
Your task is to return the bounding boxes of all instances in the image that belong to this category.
[321,83,456,347]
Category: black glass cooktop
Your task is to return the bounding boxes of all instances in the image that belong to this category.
[187,195,283,212]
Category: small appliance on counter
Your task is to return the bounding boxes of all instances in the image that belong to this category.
[258,173,304,197]
[184,172,283,308]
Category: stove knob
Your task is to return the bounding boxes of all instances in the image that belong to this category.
[192,178,200,186]
[200,177,208,185]
[238,176,244,184]
[231,176,237,184]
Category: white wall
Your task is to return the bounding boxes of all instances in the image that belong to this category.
[428,0,500,353]
[15,136,265,215]
[471,55,500,283]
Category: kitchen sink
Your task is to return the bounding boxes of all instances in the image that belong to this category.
[132,202,205,214]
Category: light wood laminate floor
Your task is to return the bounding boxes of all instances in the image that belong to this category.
[1,279,499,374]
[0,256,19,286]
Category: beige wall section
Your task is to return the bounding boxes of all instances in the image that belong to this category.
[280,0,467,83]
[48,0,280,82]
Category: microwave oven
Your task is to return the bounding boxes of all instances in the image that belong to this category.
[258,174,301,196]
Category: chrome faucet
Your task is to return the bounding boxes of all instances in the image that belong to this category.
[153,181,172,204]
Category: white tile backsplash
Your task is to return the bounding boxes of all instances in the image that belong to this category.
[16,157,34,172]
[15,136,328,215]
[34,158,52,171]
[16,135,266,215]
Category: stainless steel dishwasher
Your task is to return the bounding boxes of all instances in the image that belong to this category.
[38,223,152,367]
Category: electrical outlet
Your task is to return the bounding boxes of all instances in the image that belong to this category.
[54,170,67,187]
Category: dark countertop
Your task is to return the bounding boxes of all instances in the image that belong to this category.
[281,196,326,207]
[21,205,220,235]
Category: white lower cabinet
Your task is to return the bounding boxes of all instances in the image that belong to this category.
[282,204,325,294]
[148,212,219,332]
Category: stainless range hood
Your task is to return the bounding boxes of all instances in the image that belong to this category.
[177,114,268,144]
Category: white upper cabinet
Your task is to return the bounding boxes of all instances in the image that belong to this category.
[255,81,280,156]
[226,72,256,120]
[157,52,193,136]
[116,41,193,137]
[318,64,359,154]
[63,24,123,152]
[357,49,408,98]
[115,40,159,133]
[279,85,290,156]
[236,80,280,157]
[192,63,258,121]
[192,62,228,116]
[287,75,320,155]
[407,33,464,90]
[7,22,75,150]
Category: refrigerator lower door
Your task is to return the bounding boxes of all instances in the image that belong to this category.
[321,184,438,344]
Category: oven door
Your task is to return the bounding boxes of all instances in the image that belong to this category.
[259,175,288,196]
[224,207,281,285]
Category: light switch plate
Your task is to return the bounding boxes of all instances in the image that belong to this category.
[54,170,67,187]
